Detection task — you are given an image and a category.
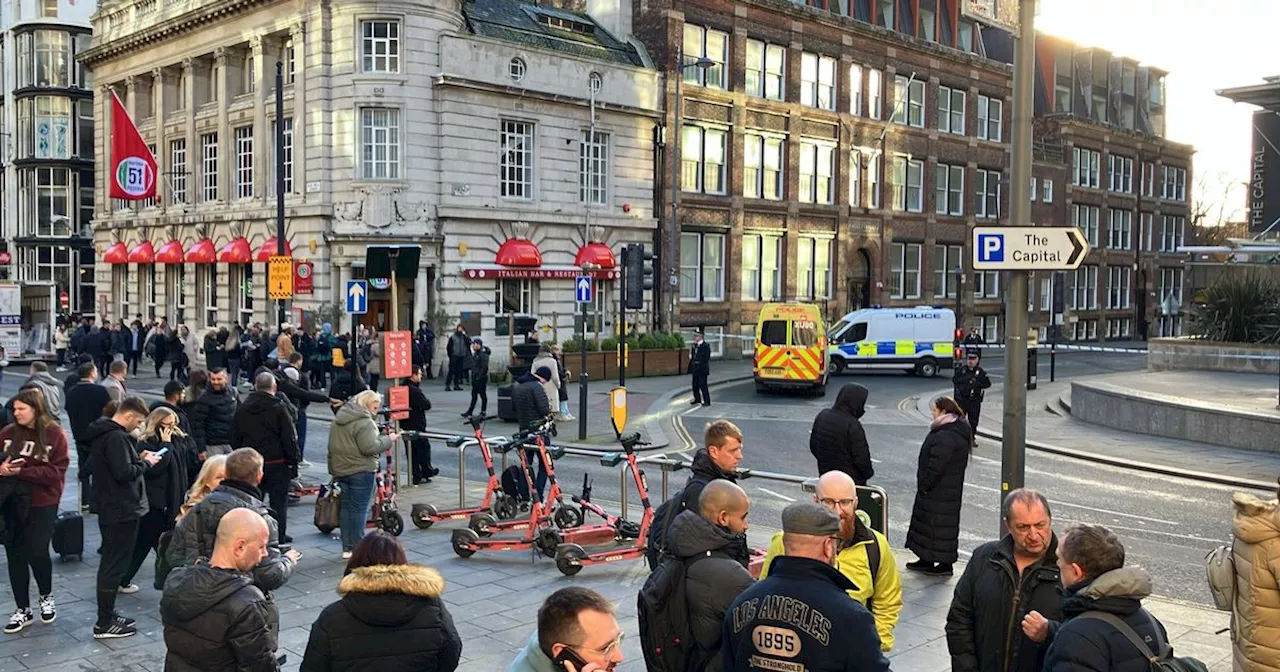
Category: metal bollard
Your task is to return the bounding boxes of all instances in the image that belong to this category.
[457,443,467,509]
[661,470,669,502]
[620,467,629,520]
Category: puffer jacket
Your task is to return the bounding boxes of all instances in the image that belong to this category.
[664,510,755,670]
[1042,566,1171,672]
[510,374,551,431]
[1232,492,1280,672]
[809,383,873,485]
[327,402,392,478]
[166,479,294,592]
[367,339,382,377]
[232,391,299,466]
[470,347,490,387]
[905,416,972,564]
[161,564,280,672]
[189,386,238,450]
[300,564,462,672]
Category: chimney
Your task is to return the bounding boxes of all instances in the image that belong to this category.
[584,0,632,42]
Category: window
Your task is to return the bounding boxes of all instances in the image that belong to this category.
[868,69,883,120]
[1160,215,1186,252]
[23,168,71,237]
[235,265,254,325]
[799,140,835,204]
[683,25,727,89]
[360,20,400,73]
[137,266,156,319]
[41,0,57,18]
[1072,148,1101,188]
[679,232,725,301]
[579,130,609,204]
[1158,267,1184,307]
[849,150,862,206]
[1161,166,1186,201]
[849,65,862,115]
[200,265,218,328]
[588,72,602,94]
[1040,276,1053,311]
[933,245,963,299]
[509,58,526,82]
[893,76,925,127]
[1071,319,1099,341]
[877,0,895,30]
[890,242,921,299]
[20,96,72,160]
[78,98,93,160]
[1071,266,1099,309]
[20,30,71,88]
[979,315,999,343]
[285,39,295,84]
[1042,179,1053,203]
[746,40,785,101]
[974,270,999,298]
[1108,155,1133,193]
[891,156,923,212]
[274,117,294,194]
[244,55,255,94]
[796,237,833,300]
[975,168,1000,219]
[142,143,158,209]
[361,107,401,180]
[1141,161,1155,197]
[867,154,881,209]
[167,265,187,324]
[937,86,965,135]
[1141,212,1155,250]
[1107,209,1132,250]
[170,139,187,204]
[1071,204,1100,247]
[977,95,1002,141]
[1107,266,1131,309]
[1106,318,1132,339]
[681,125,727,194]
[200,132,218,202]
[234,125,253,199]
[800,53,837,110]
[741,233,781,301]
[744,134,783,200]
[495,279,536,314]
[935,164,964,216]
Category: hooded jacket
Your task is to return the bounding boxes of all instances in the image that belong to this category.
[400,379,432,433]
[665,510,755,670]
[327,402,392,478]
[64,379,111,444]
[160,564,280,672]
[1231,492,1280,672]
[22,371,64,416]
[166,480,295,592]
[1042,566,1170,672]
[85,416,149,524]
[300,564,462,672]
[470,346,490,386]
[189,386,238,449]
[809,383,874,485]
[905,416,972,564]
[510,373,551,431]
[232,391,300,466]
[945,534,1063,672]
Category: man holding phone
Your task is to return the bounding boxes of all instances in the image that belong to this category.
[509,587,623,671]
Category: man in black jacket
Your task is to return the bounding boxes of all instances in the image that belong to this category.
[946,489,1062,672]
[647,419,746,568]
[281,352,336,467]
[402,366,437,484]
[190,368,238,457]
[161,508,281,672]
[85,396,161,639]
[689,330,711,406]
[808,383,874,485]
[511,366,554,499]
[65,361,111,509]
[953,350,992,432]
[232,373,300,542]
[463,338,490,418]
[445,324,468,391]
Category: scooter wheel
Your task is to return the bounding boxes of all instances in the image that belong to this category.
[411,503,436,530]
[469,512,497,537]
[555,544,586,576]
[492,494,518,521]
[536,527,563,559]
[451,529,478,558]
[382,510,405,536]
[553,506,583,530]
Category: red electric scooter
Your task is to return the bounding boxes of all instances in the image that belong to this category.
[365,425,405,536]
[534,432,651,558]
[409,415,520,529]
[552,431,656,575]
[466,419,579,537]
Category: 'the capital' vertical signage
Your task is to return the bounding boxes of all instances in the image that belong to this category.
[1249,110,1280,235]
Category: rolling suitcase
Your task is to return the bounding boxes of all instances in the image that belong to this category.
[52,488,84,562]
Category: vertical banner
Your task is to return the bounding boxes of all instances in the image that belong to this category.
[1250,110,1280,235]
[383,331,413,379]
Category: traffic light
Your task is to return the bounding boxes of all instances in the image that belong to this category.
[953,327,966,366]
[623,243,654,310]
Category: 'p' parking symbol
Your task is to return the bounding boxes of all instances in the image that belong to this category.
[977,234,1004,262]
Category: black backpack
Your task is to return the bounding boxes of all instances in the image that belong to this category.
[637,553,708,672]
[645,489,686,570]
[501,464,531,503]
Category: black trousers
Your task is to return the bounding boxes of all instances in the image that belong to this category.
[691,372,710,404]
[120,509,171,588]
[369,374,380,391]
[5,505,56,610]
[126,351,141,375]
[446,357,464,389]
[465,383,488,415]
[260,464,292,540]
[423,358,435,379]
[409,438,434,481]
[97,519,139,625]
[94,356,110,379]
[959,399,982,433]
[76,442,94,509]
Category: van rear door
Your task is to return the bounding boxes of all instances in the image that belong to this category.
[788,318,823,382]
[756,319,790,381]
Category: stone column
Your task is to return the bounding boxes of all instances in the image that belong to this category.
[214,47,230,203]
[290,23,307,201]
[250,35,266,201]
[153,68,168,213]
[182,58,196,207]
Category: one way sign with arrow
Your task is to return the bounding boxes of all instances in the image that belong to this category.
[575,275,592,304]
[346,280,368,314]
[972,226,1090,271]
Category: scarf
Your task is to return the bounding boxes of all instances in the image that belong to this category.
[930,412,960,430]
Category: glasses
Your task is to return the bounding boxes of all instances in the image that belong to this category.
[818,497,857,510]
[573,632,625,658]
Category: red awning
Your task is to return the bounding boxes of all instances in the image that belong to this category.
[103,242,128,264]
[127,241,155,264]
[574,242,617,269]
[496,239,542,267]
[218,238,253,264]
[185,239,216,264]
[254,237,293,262]
[155,240,185,264]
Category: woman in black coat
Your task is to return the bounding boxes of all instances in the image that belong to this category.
[905,395,972,576]
[808,383,874,485]
[301,531,461,671]
[119,407,190,592]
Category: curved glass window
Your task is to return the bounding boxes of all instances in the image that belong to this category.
[15,30,76,89]
[16,96,73,159]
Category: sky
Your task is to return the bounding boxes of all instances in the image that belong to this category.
[1036,0,1280,222]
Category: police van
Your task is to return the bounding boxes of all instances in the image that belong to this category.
[826,307,955,377]
[753,302,829,395]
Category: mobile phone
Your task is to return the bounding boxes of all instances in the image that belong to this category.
[553,648,589,671]
[8,458,24,465]
[155,447,169,457]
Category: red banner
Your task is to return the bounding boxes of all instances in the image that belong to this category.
[388,385,409,411]
[108,91,158,201]
[383,331,413,379]
[294,261,314,294]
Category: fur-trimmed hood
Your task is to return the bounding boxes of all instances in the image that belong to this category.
[1233,491,1280,545]
[338,564,445,599]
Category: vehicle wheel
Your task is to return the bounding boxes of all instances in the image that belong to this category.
[755,382,768,394]
[492,494,518,520]
[828,358,846,375]
[381,510,405,536]
[554,506,584,530]
[555,544,587,576]
[915,357,939,378]
[469,512,497,537]
[451,529,478,558]
[815,384,827,398]
[411,503,436,530]
[536,527,563,558]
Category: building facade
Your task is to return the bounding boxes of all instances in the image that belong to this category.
[80,0,658,344]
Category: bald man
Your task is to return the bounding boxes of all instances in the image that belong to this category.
[653,479,755,671]
[760,471,903,652]
[161,508,282,672]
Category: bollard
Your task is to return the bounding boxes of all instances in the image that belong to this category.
[661,470,669,502]
[457,443,467,509]
[620,467,629,520]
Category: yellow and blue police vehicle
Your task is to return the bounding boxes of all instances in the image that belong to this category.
[826,307,955,377]
[753,303,829,395]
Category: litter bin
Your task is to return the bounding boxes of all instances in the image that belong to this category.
[497,385,516,422]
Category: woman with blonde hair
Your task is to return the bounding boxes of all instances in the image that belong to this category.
[276,333,295,363]
[178,454,227,521]
[118,407,190,593]
[328,390,398,559]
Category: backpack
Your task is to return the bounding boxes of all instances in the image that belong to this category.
[332,347,346,368]
[637,553,709,672]
[1076,609,1208,672]
[1204,544,1236,612]
[646,490,686,570]
[501,464,531,503]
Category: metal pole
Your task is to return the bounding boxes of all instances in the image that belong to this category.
[667,50,682,333]
[619,247,628,387]
[458,444,467,508]
[1050,323,1057,382]
[578,300,588,440]
[1001,0,1037,517]
[275,62,286,329]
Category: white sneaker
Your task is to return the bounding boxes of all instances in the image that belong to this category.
[4,609,32,634]
[37,595,55,624]
[342,551,353,560]
[117,584,139,594]
[298,459,314,468]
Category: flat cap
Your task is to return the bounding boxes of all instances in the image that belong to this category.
[781,502,840,536]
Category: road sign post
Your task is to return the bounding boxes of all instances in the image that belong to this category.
[972,227,1089,271]
[575,274,593,441]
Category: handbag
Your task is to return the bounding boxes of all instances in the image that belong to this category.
[314,482,342,534]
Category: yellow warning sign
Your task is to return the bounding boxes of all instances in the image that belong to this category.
[610,387,627,436]
[268,256,294,299]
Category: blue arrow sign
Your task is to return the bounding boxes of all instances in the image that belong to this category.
[575,275,593,304]
[346,280,368,314]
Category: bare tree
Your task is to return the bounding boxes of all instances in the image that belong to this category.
[1190,171,1246,246]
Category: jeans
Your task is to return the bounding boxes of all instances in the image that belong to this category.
[524,448,548,501]
[465,384,488,415]
[336,472,376,551]
[228,360,241,388]
[127,352,141,376]
[5,506,55,610]
[56,349,66,367]
[120,509,171,588]
[295,413,308,461]
[96,519,139,625]
[261,464,292,540]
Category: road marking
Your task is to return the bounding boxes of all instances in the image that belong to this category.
[965,481,1176,525]
[757,487,796,502]
[871,458,883,464]
[678,451,693,462]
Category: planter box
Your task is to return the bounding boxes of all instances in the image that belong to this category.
[565,347,689,379]
[641,349,682,376]
[1148,337,1280,375]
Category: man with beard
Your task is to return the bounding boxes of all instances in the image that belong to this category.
[189,368,238,458]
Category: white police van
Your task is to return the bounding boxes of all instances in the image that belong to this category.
[826,307,956,376]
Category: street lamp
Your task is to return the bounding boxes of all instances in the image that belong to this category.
[665,51,715,333]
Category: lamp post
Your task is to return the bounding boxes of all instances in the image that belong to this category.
[665,50,715,332]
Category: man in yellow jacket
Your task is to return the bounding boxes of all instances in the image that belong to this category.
[759,470,903,652]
